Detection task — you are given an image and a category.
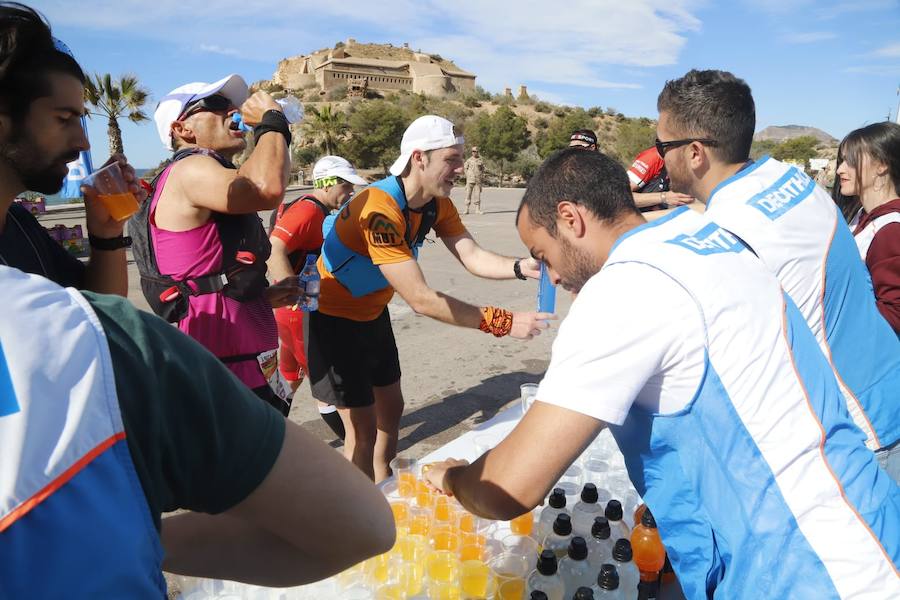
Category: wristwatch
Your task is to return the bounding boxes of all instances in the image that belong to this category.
[88,233,132,250]
[513,259,528,281]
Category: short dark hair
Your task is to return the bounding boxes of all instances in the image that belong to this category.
[840,121,900,201]
[519,147,639,235]
[0,3,85,120]
[657,69,755,164]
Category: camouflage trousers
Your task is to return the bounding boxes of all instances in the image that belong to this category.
[465,182,482,213]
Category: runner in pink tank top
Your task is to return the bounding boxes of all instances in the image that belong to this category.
[149,166,278,391]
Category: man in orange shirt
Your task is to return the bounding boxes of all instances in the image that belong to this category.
[267,156,367,439]
[311,115,552,481]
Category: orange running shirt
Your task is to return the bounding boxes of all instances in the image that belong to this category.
[317,185,466,321]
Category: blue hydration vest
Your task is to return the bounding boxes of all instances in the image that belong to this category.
[321,176,436,297]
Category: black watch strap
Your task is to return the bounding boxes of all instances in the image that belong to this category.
[89,234,132,250]
[513,259,528,281]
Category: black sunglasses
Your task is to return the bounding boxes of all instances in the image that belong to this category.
[178,94,234,120]
[655,137,718,157]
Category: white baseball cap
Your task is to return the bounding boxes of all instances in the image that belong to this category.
[312,156,368,186]
[153,74,249,151]
[388,115,465,176]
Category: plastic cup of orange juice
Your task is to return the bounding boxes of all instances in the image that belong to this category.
[83,162,139,221]
[389,457,418,499]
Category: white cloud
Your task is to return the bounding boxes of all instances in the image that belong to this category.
[198,44,244,58]
[871,42,900,59]
[816,0,897,20]
[780,31,837,44]
[38,0,704,92]
[842,64,900,76]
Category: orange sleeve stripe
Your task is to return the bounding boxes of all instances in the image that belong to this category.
[0,431,127,533]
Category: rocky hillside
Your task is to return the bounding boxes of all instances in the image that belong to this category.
[755,125,837,145]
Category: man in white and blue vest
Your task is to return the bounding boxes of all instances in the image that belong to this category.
[424,148,899,599]
[655,69,900,481]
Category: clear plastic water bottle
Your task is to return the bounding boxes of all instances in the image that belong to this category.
[298,254,319,312]
[587,517,614,573]
[605,500,631,542]
[610,539,640,599]
[539,488,570,541]
[231,96,305,132]
[591,564,624,599]
[527,550,566,600]
[574,586,596,600]
[541,514,574,561]
[571,484,605,538]
[558,537,595,597]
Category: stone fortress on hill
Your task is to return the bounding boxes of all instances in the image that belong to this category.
[269,38,477,98]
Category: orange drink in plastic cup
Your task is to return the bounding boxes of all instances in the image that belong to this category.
[460,559,491,598]
[415,479,433,508]
[509,511,534,536]
[432,527,460,552]
[389,501,409,526]
[396,559,423,596]
[460,531,487,550]
[427,580,461,600]
[84,162,139,222]
[375,583,407,600]
[497,578,525,600]
[427,550,460,583]
[408,508,430,536]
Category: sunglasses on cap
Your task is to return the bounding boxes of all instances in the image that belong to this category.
[655,137,718,158]
[178,94,235,120]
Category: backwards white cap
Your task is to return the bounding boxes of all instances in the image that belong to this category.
[312,155,368,186]
[153,74,249,150]
[388,115,465,176]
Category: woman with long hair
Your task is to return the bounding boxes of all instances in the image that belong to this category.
[836,121,900,334]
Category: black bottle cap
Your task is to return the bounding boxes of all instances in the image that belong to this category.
[553,513,572,536]
[530,592,549,600]
[537,549,558,575]
[573,587,595,600]
[598,563,620,590]
[591,516,611,540]
[549,488,567,509]
[640,508,657,529]
[568,536,588,560]
[580,483,598,504]
[612,538,633,562]
[605,499,623,521]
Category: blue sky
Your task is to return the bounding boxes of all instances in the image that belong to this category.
[34,0,900,168]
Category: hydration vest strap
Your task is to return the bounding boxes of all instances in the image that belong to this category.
[220,353,261,364]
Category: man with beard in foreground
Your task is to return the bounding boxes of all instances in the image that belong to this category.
[0,3,143,295]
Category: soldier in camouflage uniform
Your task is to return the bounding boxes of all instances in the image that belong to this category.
[464,146,485,214]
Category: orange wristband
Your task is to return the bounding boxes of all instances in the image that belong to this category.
[479,306,513,337]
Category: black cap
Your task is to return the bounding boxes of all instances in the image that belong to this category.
[641,508,657,529]
[597,563,620,591]
[573,587,595,600]
[553,513,572,536]
[591,516,611,540]
[605,499,623,522]
[568,536,588,561]
[548,488,567,509]
[580,483,598,504]
[613,538,633,562]
[530,592,549,600]
[537,549,558,576]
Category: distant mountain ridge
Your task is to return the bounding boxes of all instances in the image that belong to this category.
[754,125,837,145]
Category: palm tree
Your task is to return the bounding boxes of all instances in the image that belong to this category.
[302,104,348,155]
[83,73,150,156]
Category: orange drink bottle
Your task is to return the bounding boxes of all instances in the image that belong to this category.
[633,502,647,527]
[631,508,666,599]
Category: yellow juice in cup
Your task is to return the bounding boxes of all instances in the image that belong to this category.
[509,511,533,536]
[397,472,417,498]
[409,513,430,536]
[98,192,139,222]
[428,580,461,600]
[375,583,406,600]
[415,480,433,507]
[461,532,487,549]
[396,559,423,596]
[365,553,392,584]
[427,550,459,583]
[497,578,525,600]
[460,543,487,562]
[389,501,409,526]
[432,529,460,552]
[461,559,490,598]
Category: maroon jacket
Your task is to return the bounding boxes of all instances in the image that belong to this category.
[854,198,900,333]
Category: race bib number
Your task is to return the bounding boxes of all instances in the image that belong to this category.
[256,349,292,402]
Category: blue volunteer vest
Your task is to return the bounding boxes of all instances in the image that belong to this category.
[605,209,899,599]
[0,267,165,598]
[705,156,900,451]
[321,176,436,297]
